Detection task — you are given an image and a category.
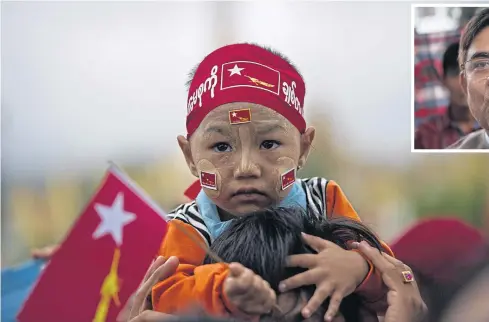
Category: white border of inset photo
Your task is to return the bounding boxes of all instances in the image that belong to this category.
[411,3,489,153]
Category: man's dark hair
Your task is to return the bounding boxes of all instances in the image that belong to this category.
[204,207,383,321]
[185,43,302,90]
[459,8,489,69]
[443,42,460,77]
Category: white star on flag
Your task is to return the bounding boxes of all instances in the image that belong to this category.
[92,192,136,246]
[232,112,237,117]
[228,64,244,76]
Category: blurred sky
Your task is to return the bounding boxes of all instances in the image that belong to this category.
[2,1,473,180]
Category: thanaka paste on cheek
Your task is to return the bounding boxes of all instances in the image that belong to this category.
[196,159,222,198]
[273,157,298,201]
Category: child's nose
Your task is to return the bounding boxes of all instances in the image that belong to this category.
[233,152,261,179]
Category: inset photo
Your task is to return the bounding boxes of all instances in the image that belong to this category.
[413,5,489,151]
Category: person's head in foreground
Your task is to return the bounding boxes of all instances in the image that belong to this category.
[443,42,472,123]
[177,43,315,217]
[440,259,489,322]
[459,8,489,133]
[204,207,383,321]
[390,217,489,321]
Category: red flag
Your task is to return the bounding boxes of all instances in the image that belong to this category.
[281,168,296,190]
[229,108,252,125]
[184,179,202,200]
[200,171,217,190]
[18,165,168,322]
[221,61,281,95]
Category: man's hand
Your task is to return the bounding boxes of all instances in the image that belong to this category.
[116,256,179,322]
[354,241,427,322]
[278,233,368,321]
[224,262,277,316]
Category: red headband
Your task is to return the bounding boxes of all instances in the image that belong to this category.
[186,43,306,137]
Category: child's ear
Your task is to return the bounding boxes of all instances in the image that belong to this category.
[177,135,199,177]
[298,127,315,169]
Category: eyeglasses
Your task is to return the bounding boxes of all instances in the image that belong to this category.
[463,57,489,75]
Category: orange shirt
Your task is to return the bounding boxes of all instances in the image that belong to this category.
[152,180,393,316]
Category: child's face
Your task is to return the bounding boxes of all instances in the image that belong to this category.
[178,102,315,216]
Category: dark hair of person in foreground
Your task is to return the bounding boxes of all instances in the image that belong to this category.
[165,315,241,322]
[414,245,489,322]
[203,207,384,322]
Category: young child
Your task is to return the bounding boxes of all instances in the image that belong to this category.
[152,43,393,321]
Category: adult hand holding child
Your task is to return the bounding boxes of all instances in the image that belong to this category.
[353,241,427,322]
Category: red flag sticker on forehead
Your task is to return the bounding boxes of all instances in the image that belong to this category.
[221,61,281,95]
[229,108,251,124]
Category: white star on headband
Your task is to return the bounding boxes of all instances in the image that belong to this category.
[232,112,237,117]
[228,64,244,76]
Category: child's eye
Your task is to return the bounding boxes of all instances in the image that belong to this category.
[260,140,280,150]
[212,142,232,152]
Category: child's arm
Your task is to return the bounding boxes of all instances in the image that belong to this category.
[151,220,238,316]
[325,180,392,313]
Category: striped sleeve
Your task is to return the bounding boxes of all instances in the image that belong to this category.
[301,177,327,218]
[167,201,212,246]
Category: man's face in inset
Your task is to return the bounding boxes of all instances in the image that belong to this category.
[460,26,489,130]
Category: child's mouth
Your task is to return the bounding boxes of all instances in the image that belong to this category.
[232,188,267,201]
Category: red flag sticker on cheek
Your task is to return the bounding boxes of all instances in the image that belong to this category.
[281,168,296,190]
[229,108,251,125]
[200,171,217,190]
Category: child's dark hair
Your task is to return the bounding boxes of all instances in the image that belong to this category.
[204,207,383,321]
